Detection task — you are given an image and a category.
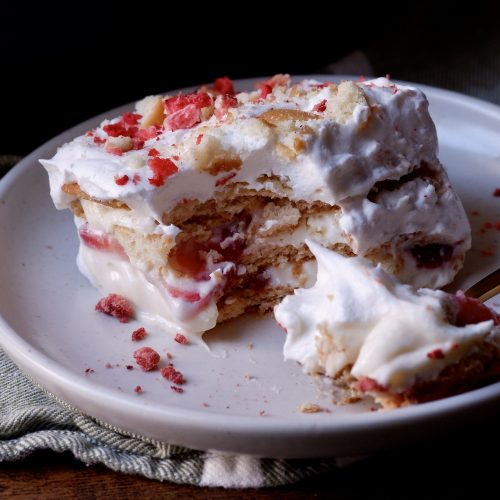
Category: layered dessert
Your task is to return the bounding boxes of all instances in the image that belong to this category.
[275,241,500,408]
[41,75,470,337]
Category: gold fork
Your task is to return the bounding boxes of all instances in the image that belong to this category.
[465,268,500,302]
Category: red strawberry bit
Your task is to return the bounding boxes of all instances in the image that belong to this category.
[196,133,204,145]
[164,104,201,131]
[170,386,184,394]
[134,385,143,394]
[103,122,134,138]
[85,368,94,374]
[131,327,147,341]
[213,76,235,95]
[85,130,95,137]
[148,148,160,157]
[95,293,134,323]
[135,125,161,141]
[257,83,272,99]
[166,351,173,360]
[132,138,145,151]
[357,377,388,393]
[122,112,141,125]
[132,174,141,185]
[166,286,201,303]
[358,75,366,82]
[313,99,327,113]
[161,365,185,385]
[115,175,129,186]
[262,74,290,88]
[202,402,209,408]
[175,333,189,345]
[259,410,266,416]
[148,157,178,186]
[106,146,124,156]
[93,136,106,145]
[215,172,236,187]
[453,290,500,326]
[79,224,127,258]
[133,347,160,371]
[427,348,445,360]
[493,188,500,197]
[105,362,113,368]
[214,94,238,121]
[164,92,212,114]
[126,365,134,370]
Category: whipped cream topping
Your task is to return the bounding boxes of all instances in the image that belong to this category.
[41,77,470,288]
[275,241,493,392]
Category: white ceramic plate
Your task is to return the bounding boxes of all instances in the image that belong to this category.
[2,77,500,459]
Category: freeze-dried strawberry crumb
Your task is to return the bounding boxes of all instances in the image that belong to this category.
[164,92,212,114]
[202,402,210,408]
[131,327,147,341]
[214,94,238,120]
[165,104,201,131]
[259,410,266,416]
[213,76,235,95]
[175,333,189,345]
[427,348,445,359]
[133,347,160,371]
[132,174,141,185]
[196,134,203,145]
[95,293,133,323]
[126,365,134,370]
[115,175,129,186]
[166,351,173,360]
[215,172,236,187]
[358,75,366,82]
[170,386,184,393]
[357,377,388,393]
[257,83,272,99]
[493,188,500,197]
[103,122,133,138]
[313,99,327,113]
[134,385,143,394]
[136,125,161,141]
[105,362,113,368]
[122,112,141,125]
[93,136,106,145]
[106,146,124,156]
[148,148,160,157]
[161,365,185,385]
[85,368,94,374]
[148,157,178,186]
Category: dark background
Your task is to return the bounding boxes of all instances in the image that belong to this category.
[1,5,498,155]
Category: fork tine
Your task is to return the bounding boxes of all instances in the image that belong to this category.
[465,268,500,302]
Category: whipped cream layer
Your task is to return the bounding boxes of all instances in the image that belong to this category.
[41,76,470,289]
[275,241,494,393]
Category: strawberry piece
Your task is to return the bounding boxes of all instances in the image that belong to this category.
[148,148,160,157]
[170,386,184,393]
[115,175,129,185]
[164,104,201,131]
[133,347,160,371]
[257,83,272,99]
[164,92,212,114]
[95,293,134,323]
[161,365,185,385]
[214,94,238,121]
[313,99,327,113]
[453,290,500,326]
[93,136,106,145]
[213,76,235,95]
[131,327,147,341]
[166,286,201,303]
[121,112,141,125]
[135,125,161,141]
[148,157,178,186]
[427,349,445,360]
[106,146,124,156]
[174,333,189,345]
[79,224,127,257]
[357,377,388,393]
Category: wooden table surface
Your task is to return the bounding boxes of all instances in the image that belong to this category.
[1,416,498,499]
